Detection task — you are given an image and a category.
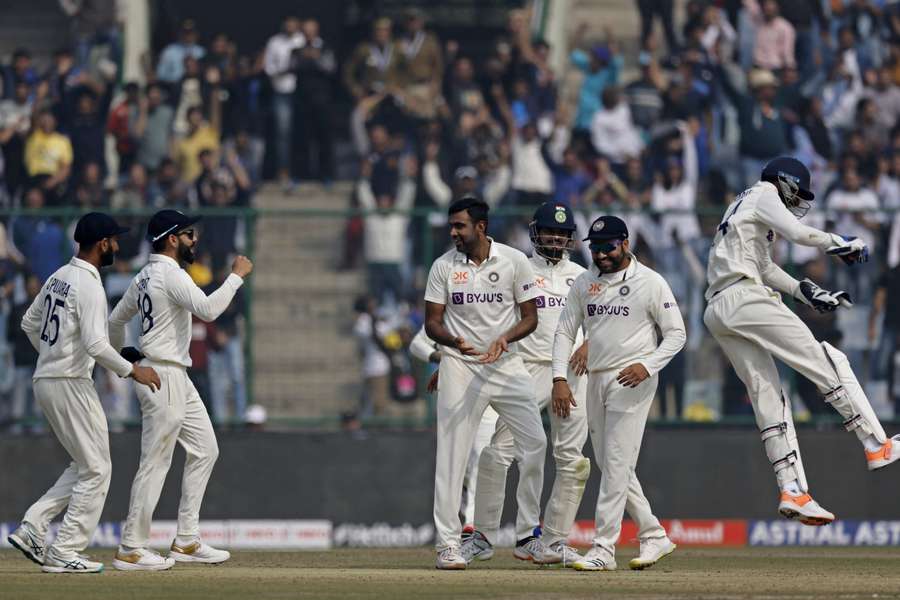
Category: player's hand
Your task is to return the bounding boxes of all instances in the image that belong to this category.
[826,235,869,265]
[454,337,479,356]
[617,363,650,388]
[120,346,145,363]
[231,255,253,278]
[569,341,589,376]
[798,278,853,313]
[479,336,509,364]
[427,370,439,393]
[552,380,576,418]
[130,364,161,392]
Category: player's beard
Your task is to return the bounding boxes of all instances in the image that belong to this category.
[594,250,626,274]
[100,247,116,267]
[178,239,196,264]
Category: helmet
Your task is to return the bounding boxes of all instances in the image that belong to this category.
[761,156,815,218]
[529,203,576,260]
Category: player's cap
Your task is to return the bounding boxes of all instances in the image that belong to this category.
[761,156,815,201]
[531,202,576,231]
[583,215,628,241]
[147,209,202,243]
[74,212,130,245]
[454,165,478,181]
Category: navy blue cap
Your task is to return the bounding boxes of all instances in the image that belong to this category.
[147,209,201,243]
[531,202,576,231]
[761,156,814,201]
[73,212,129,245]
[583,215,628,241]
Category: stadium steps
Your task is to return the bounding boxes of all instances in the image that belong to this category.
[250,182,363,420]
[0,0,72,66]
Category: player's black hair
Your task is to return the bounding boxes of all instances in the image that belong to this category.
[448,195,489,224]
[152,237,169,253]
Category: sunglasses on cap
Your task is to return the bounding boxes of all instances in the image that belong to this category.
[589,239,622,254]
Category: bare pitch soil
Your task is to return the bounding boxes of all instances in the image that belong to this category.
[2,547,900,599]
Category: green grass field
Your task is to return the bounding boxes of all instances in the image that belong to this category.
[3,547,900,599]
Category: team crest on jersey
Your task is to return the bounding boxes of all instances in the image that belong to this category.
[619,285,630,296]
[566,278,574,287]
[588,283,604,295]
[452,271,469,284]
[488,272,499,283]
[535,276,546,288]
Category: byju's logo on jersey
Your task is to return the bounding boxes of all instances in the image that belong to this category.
[587,304,630,317]
[452,293,465,304]
[535,296,546,308]
[536,296,565,309]
[453,292,505,305]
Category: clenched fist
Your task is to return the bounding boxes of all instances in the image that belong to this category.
[232,255,254,278]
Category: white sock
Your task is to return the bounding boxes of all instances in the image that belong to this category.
[781,479,802,495]
[863,435,884,453]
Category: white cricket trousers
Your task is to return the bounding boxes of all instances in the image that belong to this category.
[473,362,588,545]
[434,354,546,551]
[704,282,844,435]
[461,406,499,526]
[587,369,666,555]
[23,378,111,558]
[120,361,219,548]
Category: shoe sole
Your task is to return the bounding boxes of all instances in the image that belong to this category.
[868,454,900,471]
[112,559,175,571]
[779,507,834,526]
[169,551,230,564]
[41,565,104,574]
[8,534,43,566]
[513,552,561,565]
[573,563,616,571]
[629,543,677,570]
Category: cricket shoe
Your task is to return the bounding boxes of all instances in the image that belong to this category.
[461,524,475,543]
[113,547,176,571]
[548,541,583,568]
[169,539,231,564]
[778,491,835,526]
[460,530,494,563]
[629,536,676,570]
[8,522,45,565]
[513,535,561,565]
[867,434,900,471]
[573,547,617,571]
[435,547,467,570]
[41,548,103,574]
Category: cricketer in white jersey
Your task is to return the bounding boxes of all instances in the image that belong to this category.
[462,203,590,567]
[409,326,499,531]
[704,157,900,526]
[552,215,684,572]
[7,213,160,575]
[107,210,252,571]
[425,196,549,570]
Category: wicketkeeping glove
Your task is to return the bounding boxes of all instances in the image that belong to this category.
[797,278,853,313]
[120,346,145,363]
[825,234,869,265]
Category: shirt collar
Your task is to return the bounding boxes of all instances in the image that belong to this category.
[149,253,182,268]
[454,237,499,265]
[69,257,100,281]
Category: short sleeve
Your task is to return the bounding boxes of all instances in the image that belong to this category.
[425,259,449,304]
[513,253,540,303]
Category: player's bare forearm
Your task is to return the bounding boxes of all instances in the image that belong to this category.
[502,300,538,344]
[424,302,457,347]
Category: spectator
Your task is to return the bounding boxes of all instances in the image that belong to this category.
[188,314,217,417]
[625,53,666,132]
[744,0,796,71]
[0,80,34,197]
[72,161,108,208]
[155,157,190,207]
[352,294,392,418]
[5,273,40,434]
[867,66,900,131]
[206,265,248,426]
[10,187,67,282]
[199,175,244,263]
[343,18,401,106]
[637,0,680,52]
[549,144,592,208]
[263,15,305,190]
[174,99,222,184]
[135,82,174,173]
[1,48,39,99]
[295,18,337,183]
[106,81,141,173]
[112,162,158,210]
[357,155,416,305]
[569,25,623,136]
[204,32,236,74]
[494,85,552,208]
[156,19,206,85]
[67,88,111,178]
[24,109,73,204]
[650,121,702,253]
[590,86,645,166]
[45,48,83,127]
[397,8,444,120]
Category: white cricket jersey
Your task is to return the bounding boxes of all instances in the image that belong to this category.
[705,181,842,301]
[552,256,686,378]
[425,239,539,362]
[109,254,243,368]
[22,257,133,380]
[518,255,585,363]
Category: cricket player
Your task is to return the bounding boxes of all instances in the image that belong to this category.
[704,157,900,525]
[7,213,161,574]
[552,215,684,571]
[425,195,552,569]
[410,326,500,533]
[462,203,590,567]
[107,210,253,571]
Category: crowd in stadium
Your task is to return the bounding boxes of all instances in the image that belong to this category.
[3,0,900,430]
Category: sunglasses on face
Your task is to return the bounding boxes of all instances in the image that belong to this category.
[589,240,622,254]
[178,229,197,241]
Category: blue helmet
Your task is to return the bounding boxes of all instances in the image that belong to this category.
[530,203,576,260]
[761,156,815,218]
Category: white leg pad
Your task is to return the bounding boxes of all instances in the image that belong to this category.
[472,446,510,542]
[760,392,808,492]
[821,342,887,443]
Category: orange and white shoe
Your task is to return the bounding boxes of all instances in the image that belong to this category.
[866,435,900,471]
[778,491,835,526]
